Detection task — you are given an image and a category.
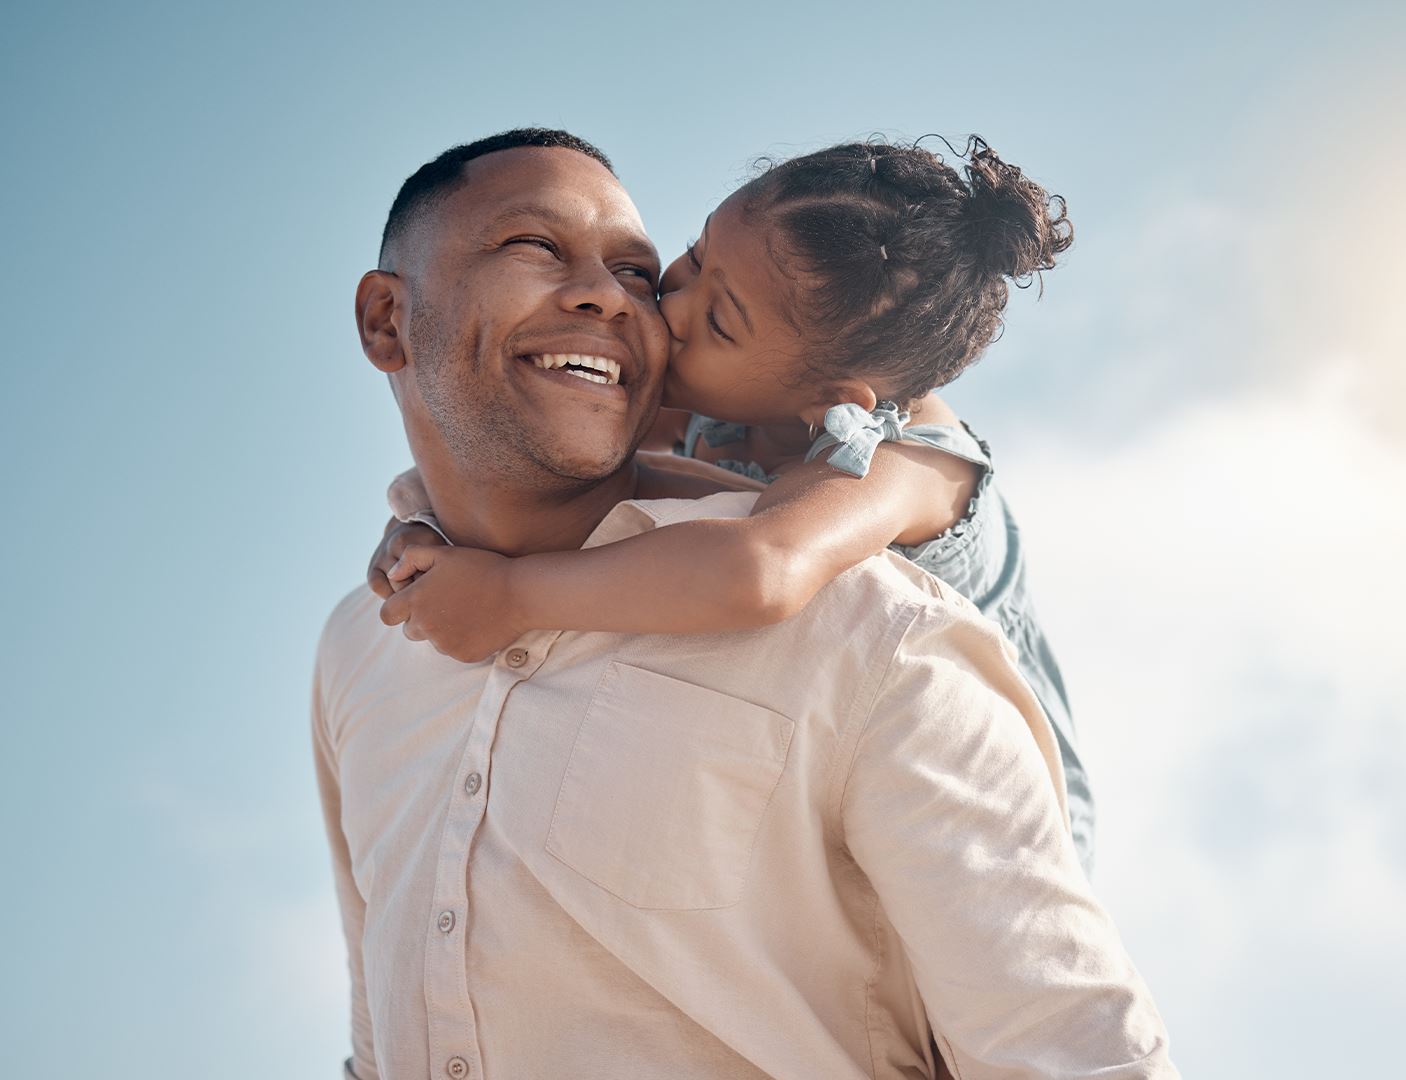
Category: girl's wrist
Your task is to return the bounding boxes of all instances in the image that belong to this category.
[502,554,545,634]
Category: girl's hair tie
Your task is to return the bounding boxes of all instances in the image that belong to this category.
[879,244,888,261]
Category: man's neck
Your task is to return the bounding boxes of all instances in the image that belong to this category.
[425,461,641,556]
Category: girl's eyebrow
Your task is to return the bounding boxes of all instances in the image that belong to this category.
[699,216,754,335]
[721,281,753,336]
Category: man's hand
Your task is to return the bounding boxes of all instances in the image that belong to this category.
[379,546,524,663]
[367,518,447,599]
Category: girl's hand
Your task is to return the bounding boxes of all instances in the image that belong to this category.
[367,517,447,599]
[378,547,525,663]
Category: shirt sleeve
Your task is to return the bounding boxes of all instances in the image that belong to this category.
[312,661,380,1080]
[386,467,432,522]
[841,606,1177,1079]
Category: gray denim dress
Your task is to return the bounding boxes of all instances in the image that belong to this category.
[683,407,1095,875]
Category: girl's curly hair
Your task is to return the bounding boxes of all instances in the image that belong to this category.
[745,136,1073,404]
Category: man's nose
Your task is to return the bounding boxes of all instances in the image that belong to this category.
[558,260,634,321]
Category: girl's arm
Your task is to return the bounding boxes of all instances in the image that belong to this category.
[369,454,761,596]
[381,442,978,660]
[526,440,976,626]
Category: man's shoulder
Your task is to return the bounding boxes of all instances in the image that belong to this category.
[314,584,389,686]
[824,551,1010,684]
[322,582,382,641]
[847,547,977,615]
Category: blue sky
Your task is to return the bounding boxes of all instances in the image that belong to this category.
[2,2,1403,1077]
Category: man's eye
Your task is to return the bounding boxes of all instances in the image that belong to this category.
[504,236,558,254]
[616,265,655,281]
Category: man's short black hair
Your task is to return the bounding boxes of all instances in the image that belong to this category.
[378,128,615,266]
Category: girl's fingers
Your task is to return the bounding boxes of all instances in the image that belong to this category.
[380,590,411,627]
[368,567,393,600]
[388,546,441,582]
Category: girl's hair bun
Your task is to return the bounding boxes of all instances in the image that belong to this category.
[961,137,1072,281]
[745,134,1073,402]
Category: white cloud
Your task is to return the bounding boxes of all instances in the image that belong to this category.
[1000,365,1406,1076]
[960,85,1406,1065]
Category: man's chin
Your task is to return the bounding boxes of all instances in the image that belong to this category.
[509,371,657,484]
[537,451,633,487]
[528,429,639,487]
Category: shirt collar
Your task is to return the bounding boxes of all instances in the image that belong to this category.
[582,491,760,549]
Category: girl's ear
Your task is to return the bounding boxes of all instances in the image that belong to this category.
[799,379,879,428]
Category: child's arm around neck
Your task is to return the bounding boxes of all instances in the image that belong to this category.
[379,439,979,660]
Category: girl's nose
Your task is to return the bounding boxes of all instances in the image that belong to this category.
[658,287,688,342]
[659,250,693,297]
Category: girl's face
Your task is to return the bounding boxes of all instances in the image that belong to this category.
[658,191,830,426]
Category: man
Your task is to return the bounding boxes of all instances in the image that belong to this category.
[314,128,1176,1079]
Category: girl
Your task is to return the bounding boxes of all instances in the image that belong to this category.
[372,137,1094,872]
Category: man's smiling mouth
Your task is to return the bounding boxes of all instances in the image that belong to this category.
[528,353,622,386]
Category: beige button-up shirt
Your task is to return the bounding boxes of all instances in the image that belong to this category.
[313,492,1176,1080]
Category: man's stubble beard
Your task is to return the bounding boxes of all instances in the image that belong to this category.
[409,304,635,492]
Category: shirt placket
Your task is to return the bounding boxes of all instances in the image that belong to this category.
[422,631,559,1080]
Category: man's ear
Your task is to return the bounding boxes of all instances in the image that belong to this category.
[799,378,879,427]
[356,270,408,373]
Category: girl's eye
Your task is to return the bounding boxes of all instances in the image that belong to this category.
[706,308,734,344]
[686,240,701,271]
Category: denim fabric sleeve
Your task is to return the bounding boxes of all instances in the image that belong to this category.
[804,401,909,477]
[680,415,777,484]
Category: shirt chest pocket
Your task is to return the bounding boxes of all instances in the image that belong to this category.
[545,661,795,911]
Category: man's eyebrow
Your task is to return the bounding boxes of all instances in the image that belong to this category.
[700,218,754,335]
[481,203,576,233]
[615,234,661,269]
[484,204,659,268]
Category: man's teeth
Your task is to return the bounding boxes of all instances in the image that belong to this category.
[530,353,621,385]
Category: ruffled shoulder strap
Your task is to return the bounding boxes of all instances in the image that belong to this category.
[803,401,910,478]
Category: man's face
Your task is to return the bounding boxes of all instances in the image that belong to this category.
[397,147,668,487]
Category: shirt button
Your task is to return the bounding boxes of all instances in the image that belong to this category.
[446,1057,469,1079]
[437,910,455,933]
[505,647,528,668]
[465,772,482,796]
